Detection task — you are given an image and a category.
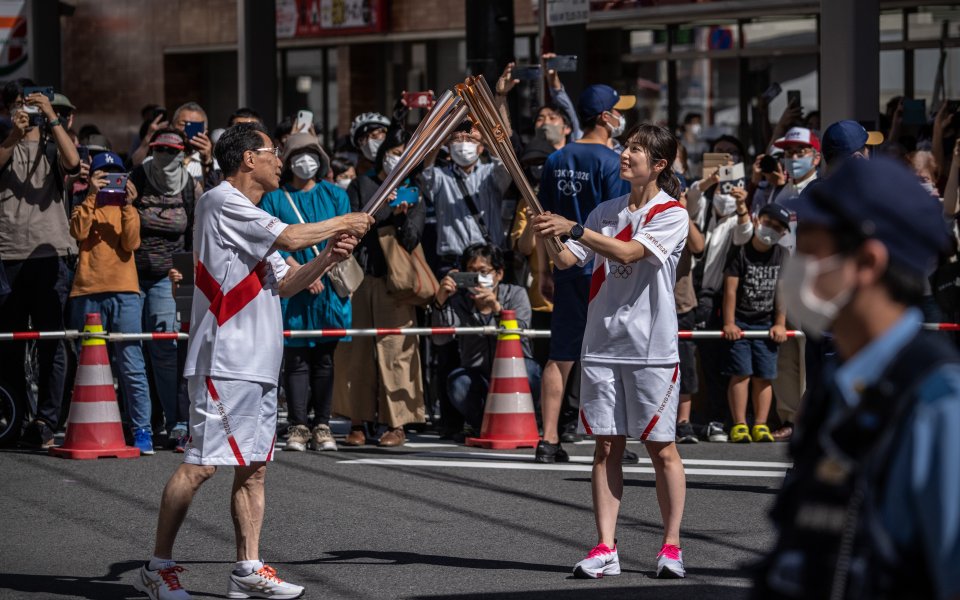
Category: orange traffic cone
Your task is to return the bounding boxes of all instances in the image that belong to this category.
[50,313,140,459]
[466,310,540,450]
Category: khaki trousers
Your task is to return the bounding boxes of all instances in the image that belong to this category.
[332,276,425,427]
[773,320,806,424]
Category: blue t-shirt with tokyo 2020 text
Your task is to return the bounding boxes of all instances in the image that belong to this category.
[538,141,630,281]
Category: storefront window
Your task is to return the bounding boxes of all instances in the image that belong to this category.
[880,10,903,42]
[742,17,816,48]
[283,47,337,144]
[908,6,960,41]
[880,50,905,109]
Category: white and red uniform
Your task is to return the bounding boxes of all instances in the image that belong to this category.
[566,191,688,442]
[183,181,290,466]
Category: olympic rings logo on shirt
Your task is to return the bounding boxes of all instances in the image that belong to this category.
[610,264,633,278]
[557,180,583,196]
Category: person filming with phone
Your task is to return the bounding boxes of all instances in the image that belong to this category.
[431,243,541,438]
[67,150,157,455]
[0,78,80,448]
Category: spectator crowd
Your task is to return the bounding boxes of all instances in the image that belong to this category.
[1,60,958,460]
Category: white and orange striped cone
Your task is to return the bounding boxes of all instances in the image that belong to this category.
[466,310,541,450]
[50,313,140,459]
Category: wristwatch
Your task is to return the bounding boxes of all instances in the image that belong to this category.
[569,223,585,241]
[47,117,62,128]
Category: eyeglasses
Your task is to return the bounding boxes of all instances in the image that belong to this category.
[783,147,814,158]
[250,147,281,158]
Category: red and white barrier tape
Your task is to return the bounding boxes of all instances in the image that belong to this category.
[0,323,957,342]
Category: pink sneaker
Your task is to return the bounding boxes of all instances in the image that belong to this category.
[573,542,621,579]
[656,543,685,578]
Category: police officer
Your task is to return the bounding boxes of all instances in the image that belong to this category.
[755,156,960,600]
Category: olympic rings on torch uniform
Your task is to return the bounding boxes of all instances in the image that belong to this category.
[610,264,633,278]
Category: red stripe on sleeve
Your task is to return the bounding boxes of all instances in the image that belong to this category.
[643,201,684,226]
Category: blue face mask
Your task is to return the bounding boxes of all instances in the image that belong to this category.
[785,155,815,179]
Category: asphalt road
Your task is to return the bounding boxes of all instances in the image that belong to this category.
[0,428,789,600]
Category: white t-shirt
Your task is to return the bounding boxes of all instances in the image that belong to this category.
[184,181,291,385]
[567,191,688,365]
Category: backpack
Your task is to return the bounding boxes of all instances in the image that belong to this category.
[129,166,195,242]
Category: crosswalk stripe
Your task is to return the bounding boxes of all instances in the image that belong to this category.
[339,458,787,478]
[412,450,792,468]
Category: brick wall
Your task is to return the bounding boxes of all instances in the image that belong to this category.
[61,0,237,154]
[59,0,536,152]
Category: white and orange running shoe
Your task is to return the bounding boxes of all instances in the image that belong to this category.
[573,542,621,579]
[227,564,304,599]
[134,563,191,600]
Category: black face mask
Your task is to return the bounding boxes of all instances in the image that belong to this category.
[528,165,543,181]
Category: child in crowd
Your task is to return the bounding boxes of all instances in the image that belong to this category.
[721,202,790,443]
[533,124,689,579]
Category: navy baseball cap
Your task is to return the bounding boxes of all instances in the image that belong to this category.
[821,120,884,162]
[792,156,949,275]
[90,151,124,173]
[759,202,791,227]
[577,85,636,120]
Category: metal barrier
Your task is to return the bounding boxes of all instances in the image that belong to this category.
[0,323,957,342]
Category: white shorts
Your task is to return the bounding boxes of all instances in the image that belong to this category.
[183,376,278,466]
[577,363,680,442]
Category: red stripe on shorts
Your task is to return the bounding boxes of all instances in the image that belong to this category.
[639,364,681,441]
[205,377,247,466]
[579,409,594,435]
[266,433,276,462]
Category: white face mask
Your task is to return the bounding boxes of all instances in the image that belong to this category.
[607,112,626,138]
[361,136,383,161]
[477,273,495,289]
[779,253,852,339]
[921,180,938,197]
[688,123,702,137]
[335,177,353,190]
[290,154,320,180]
[382,153,401,175]
[450,141,479,167]
[712,193,738,217]
[755,224,783,246]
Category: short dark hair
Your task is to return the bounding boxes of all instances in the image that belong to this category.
[331,156,355,178]
[214,122,270,177]
[581,114,601,132]
[374,126,411,173]
[228,107,262,127]
[710,134,747,159]
[683,112,702,125]
[78,124,101,140]
[537,103,572,129]
[274,117,293,143]
[460,243,505,272]
[3,78,34,108]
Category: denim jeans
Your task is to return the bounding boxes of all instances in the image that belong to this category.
[69,292,152,432]
[447,358,542,431]
[141,277,180,430]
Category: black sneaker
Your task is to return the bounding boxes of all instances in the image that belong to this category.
[622,447,640,464]
[19,419,54,449]
[676,421,699,444]
[535,440,570,463]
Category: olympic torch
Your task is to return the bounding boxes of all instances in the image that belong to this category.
[361,90,469,215]
[456,76,565,255]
